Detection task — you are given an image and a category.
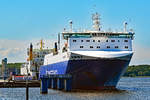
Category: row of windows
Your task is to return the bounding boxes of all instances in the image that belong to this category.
[73,39,128,42]
[79,46,129,49]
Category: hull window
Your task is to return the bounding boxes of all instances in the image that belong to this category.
[107,46,110,48]
[90,46,93,48]
[125,46,128,49]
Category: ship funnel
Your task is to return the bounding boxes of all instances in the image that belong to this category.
[54,42,58,54]
[92,12,101,31]
[29,43,33,61]
[58,33,60,50]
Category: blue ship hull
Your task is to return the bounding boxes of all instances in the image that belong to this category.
[40,54,132,90]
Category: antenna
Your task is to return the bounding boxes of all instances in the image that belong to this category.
[69,20,73,32]
[92,12,101,31]
[124,21,128,32]
[58,33,60,50]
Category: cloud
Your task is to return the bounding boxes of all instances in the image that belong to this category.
[130,44,150,65]
[0,39,57,64]
[0,39,27,63]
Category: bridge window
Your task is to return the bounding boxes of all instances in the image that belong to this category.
[80,46,84,48]
[124,40,128,42]
[73,40,76,42]
[90,46,93,48]
[111,40,115,42]
[86,40,90,42]
[125,46,128,49]
[115,46,118,48]
[107,46,110,48]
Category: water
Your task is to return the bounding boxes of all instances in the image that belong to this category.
[0,77,150,100]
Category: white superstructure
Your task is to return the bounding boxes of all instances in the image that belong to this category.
[44,12,134,65]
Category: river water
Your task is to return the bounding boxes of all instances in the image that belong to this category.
[0,77,150,100]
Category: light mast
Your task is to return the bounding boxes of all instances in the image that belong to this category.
[92,12,101,31]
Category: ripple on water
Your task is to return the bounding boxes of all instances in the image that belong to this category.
[0,77,150,100]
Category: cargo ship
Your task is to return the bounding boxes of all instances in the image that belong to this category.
[21,40,51,79]
[40,13,134,90]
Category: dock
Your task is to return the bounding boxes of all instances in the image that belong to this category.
[40,74,72,93]
[0,80,40,88]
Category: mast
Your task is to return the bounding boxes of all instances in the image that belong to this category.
[69,20,73,32]
[92,12,101,31]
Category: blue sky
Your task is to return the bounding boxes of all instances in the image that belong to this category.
[0,0,150,65]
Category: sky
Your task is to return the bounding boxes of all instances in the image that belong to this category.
[0,0,150,65]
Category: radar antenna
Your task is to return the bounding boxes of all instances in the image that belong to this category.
[92,12,101,31]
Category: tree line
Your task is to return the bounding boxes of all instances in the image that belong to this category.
[0,63,150,77]
[0,63,23,69]
[123,65,150,77]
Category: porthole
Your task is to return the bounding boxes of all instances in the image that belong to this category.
[90,46,93,48]
[80,46,84,48]
[73,40,76,42]
[111,40,115,42]
[124,40,128,42]
[115,46,118,48]
[125,46,128,49]
[86,40,90,42]
[97,46,100,48]
[107,46,110,48]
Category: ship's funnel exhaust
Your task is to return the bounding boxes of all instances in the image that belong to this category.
[58,33,60,50]
[29,43,33,61]
[54,42,58,54]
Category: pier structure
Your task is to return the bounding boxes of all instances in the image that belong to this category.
[40,74,72,93]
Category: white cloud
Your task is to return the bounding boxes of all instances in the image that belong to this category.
[0,39,27,63]
[0,39,57,64]
[130,44,150,65]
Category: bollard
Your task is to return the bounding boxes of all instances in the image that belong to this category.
[64,78,72,91]
[51,78,57,89]
[57,78,64,90]
[40,78,48,94]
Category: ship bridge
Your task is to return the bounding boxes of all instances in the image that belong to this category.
[62,31,134,40]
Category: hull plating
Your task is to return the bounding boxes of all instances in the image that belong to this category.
[40,54,132,90]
